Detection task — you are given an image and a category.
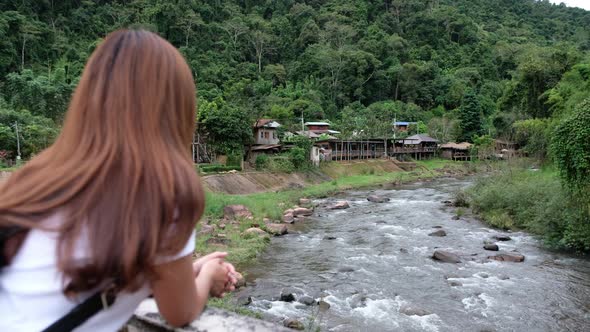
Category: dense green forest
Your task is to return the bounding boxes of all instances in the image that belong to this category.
[0,1,589,249]
[1,0,590,157]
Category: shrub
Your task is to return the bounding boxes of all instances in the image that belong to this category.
[255,155,269,170]
[226,151,243,167]
[289,147,308,170]
[268,156,295,173]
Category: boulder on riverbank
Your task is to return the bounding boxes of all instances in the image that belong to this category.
[428,229,447,237]
[367,195,390,203]
[282,213,294,224]
[237,295,252,306]
[488,253,525,262]
[292,207,313,216]
[298,198,312,207]
[329,201,350,210]
[266,223,288,236]
[432,250,461,263]
[244,227,268,236]
[223,205,253,220]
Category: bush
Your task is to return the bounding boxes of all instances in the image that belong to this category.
[268,156,295,173]
[289,147,308,170]
[467,168,590,251]
[226,151,243,167]
[255,155,269,170]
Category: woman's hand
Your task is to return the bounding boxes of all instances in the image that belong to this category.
[199,259,233,298]
[193,252,228,276]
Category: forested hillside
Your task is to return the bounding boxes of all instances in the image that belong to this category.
[0,0,589,157]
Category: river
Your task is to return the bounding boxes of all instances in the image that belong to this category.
[241,178,590,332]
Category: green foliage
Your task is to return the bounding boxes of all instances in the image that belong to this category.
[289,147,307,170]
[513,118,551,159]
[458,89,483,142]
[267,156,295,173]
[551,99,590,195]
[468,168,590,251]
[255,154,269,170]
[472,134,494,159]
[197,97,252,154]
[226,151,243,167]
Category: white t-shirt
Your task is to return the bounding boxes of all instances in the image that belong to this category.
[0,212,195,332]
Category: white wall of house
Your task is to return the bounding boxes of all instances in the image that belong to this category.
[254,128,279,145]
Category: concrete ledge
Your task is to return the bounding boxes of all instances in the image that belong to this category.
[129,299,292,332]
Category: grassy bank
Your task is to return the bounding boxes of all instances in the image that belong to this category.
[466,165,590,252]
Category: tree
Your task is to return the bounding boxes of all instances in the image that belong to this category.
[458,89,483,142]
[197,97,252,154]
[551,99,590,195]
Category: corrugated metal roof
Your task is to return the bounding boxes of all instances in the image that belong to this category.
[305,122,331,126]
[253,119,281,128]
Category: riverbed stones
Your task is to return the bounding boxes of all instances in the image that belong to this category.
[237,295,252,306]
[244,227,268,236]
[329,201,350,210]
[283,319,304,330]
[197,224,215,236]
[428,229,447,237]
[432,250,461,263]
[400,305,431,317]
[280,290,296,302]
[282,213,294,224]
[292,207,313,216]
[223,205,253,220]
[298,198,312,206]
[266,223,288,236]
[298,295,315,306]
[493,235,512,241]
[483,244,499,251]
[234,272,246,288]
[488,253,525,262]
[318,300,330,311]
[337,266,355,273]
[367,195,390,203]
[323,235,337,240]
[449,281,462,287]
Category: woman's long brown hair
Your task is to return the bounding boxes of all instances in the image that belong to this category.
[0,29,204,294]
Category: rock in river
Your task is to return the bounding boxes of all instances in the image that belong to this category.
[483,244,499,251]
[280,290,296,302]
[266,223,288,236]
[400,305,432,316]
[432,250,461,263]
[292,207,313,216]
[488,253,525,262]
[329,201,350,210]
[428,229,447,237]
[283,213,294,224]
[237,295,252,306]
[283,318,305,330]
[493,235,512,241]
[367,195,390,203]
[298,295,316,306]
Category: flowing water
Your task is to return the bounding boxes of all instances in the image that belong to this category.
[242,178,590,332]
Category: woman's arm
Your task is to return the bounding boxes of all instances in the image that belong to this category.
[151,255,231,327]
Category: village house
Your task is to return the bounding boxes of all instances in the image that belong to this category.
[304,122,341,136]
[393,134,438,160]
[249,119,282,163]
[393,121,417,132]
[253,119,281,145]
[440,142,473,161]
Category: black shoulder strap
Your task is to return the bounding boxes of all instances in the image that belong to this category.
[40,286,117,332]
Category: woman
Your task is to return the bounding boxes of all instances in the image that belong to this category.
[0,29,236,331]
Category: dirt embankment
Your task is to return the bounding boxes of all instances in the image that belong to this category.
[203,159,403,194]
